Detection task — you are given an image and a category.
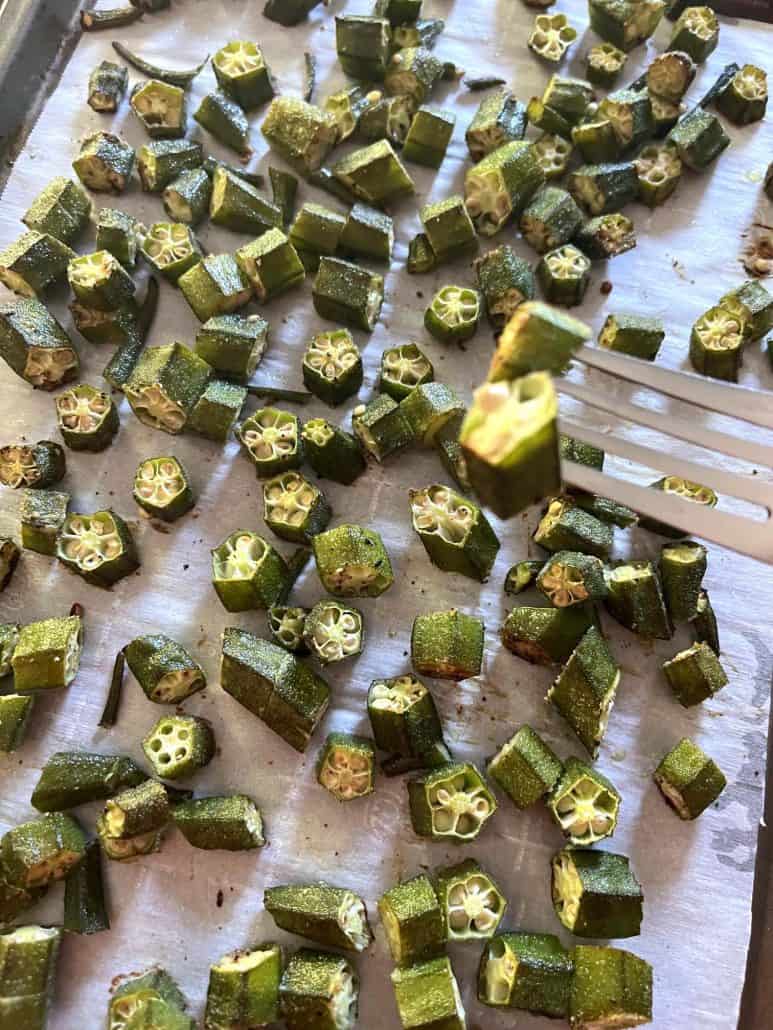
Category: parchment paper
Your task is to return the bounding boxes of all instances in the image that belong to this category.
[0,0,771,1026]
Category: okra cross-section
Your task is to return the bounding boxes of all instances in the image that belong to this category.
[528,12,578,62]
[125,633,205,704]
[586,42,627,87]
[266,882,372,952]
[107,967,192,1028]
[163,167,211,225]
[313,257,384,332]
[538,552,607,608]
[125,342,211,434]
[689,305,745,382]
[279,949,358,1030]
[133,456,193,521]
[604,561,672,640]
[654,737,726,819]
[380,343,433,401]
[324,86,383,144]
[489,301,590,380]
[412,609,483,681]
[464,141,544,236]
[268,606,309,654]
[435,858,507,941]
[488,724,563,808]
[548,626,620,757]
[1,812,86,889]
[0,440,65,490]
[538,244,591,306]
[478,932,573,1015]
[303,330,363,405]
[238,408,303,478]
[569,945,652,1029]
[212,530,290,611]
[100,779,170,849]
[138,139,204,193]
[424,285,481,343]
[662,641,727,707]
[142,713,214,781]
[0,296,78,391]
[409,483,499,581]
[317,733,375,801]
[715,64,768,125]
[301,419,366,484]
[304,601,363,665]
[409,762,497,842]
[368,674,447,768]
[72,131,135,193]
[131,79,186,138]
[552,847,643,938]
[548,757,621,845]
[55,384,118,452]
[379,873,445,965]
[668,4,717,61]
[220,628,330,752]
[56,509,139,588]
[533,132,574,180]
[391,955,466,1030]
[264,472,332,543]
[312,524,394,597]
[141,222,201,283]
[213,41,275,109]
[0,925,62,1030]
[634,142,682,207]
[639,474,717,537]
[205,944,281,1028]
[720,280,773,342]
[31,750,145,811]
[466,89,527,162]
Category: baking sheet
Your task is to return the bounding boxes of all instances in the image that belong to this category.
[0,0,772,1026]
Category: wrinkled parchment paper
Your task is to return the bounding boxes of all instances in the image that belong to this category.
[0,0,772,1026]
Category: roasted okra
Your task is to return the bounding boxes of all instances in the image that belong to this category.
[424,285,481,343]
[599,313,664,360]
[0,540,19,591]
[263,472,331,544]
[279,949,358,1030]
[72,131,135,193]
[587,43,627,88]
[333,140,414,208]
[411,608,484,681]
[56,509,139,587]
[691,588,720,655]
[380,343,433,400]
[205,944,281,1028]
[303,330,362,406]
[0,440,65,490]
[0,694,34,753]
[304,601,363,665]
[98,779,169,860]
[504,560,542,594]
[212,41,276,109]
[0,925,62,1030]
[20,489,70,554]
[667,107,729,171]
[107,968,192,1028]
[179,254,252,322]
[261,96,338,174]
[668,5,718,62]
[195,313,268,382]
[1,812,86,888]
[133,456,193,522]
[163,167,212,225]
[659,540,706,622]
[654,737,726,819]
[604,561,672,640]
[663,641,727,707]
[131,79,186,139]
[715,64,767,125]
[368,674,449,771]
[391,955,466,1030]
[420,196,476,264]
[212,530,291,611]
[12,616,82,692]
[478,931,573,1015]
[547,627,620,757]
[301,419,366,484]
[570,945,652,1029]
[466,90,527,161]
[324,86,383,144]
[435,859,507,941]
[379,874,444,965]
[548,757,621,845]
[575,212,636,260]
[317,733,375,801]
[210,167,282,235]
[239,408,302,478]
[404,106,456,168]
[313,257,384,332]
[312,524,394,597]
[124,633,204,703]
[194,90,251,155]
[22,178,91,244]
[189,378,247,442]
[142,714,215,780]
[521,187,583,255]
[268,606,309,654]
[141,222,201,283]
[464,141,545,236]
[528,12,578,63]
[588,0,665,51]
[502,604,598,666]
[538,552,607,608]
[95,209,142,268]
[266,882,372,952]
[488,725,563,808]
[474,246,535,330]
[409,762,497,842]
[385,45,444,106]
[336,14,391,79]
[720,280,773,341]
[55,384,118,452]
[0,231,75,299]
[552,847,643,939]
[31,750,145,811]
[88,59,128,113]
[409,484,499,581]
[340,203,394,263]
[138,138,203,192]
[125,342,211,433]
[236,229,305,304]
[533,132,574,180]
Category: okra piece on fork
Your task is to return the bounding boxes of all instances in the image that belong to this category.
[265,883,372,952]
[302,330,362,406]
[409,762,497,842]
[488,724,563,808]
[548,756,621,845]
[301,419,366,484]
[20,489,70,555]
[55,384,118,452]
[478,932,573,1015]
[409,483,499,581]
[570,945,652,1029]
[312,524,394,597]
[435,858,507,942]
[552,846,643,938]
[547,626,620,758]
[194,90,251,155]
[279,949,358,1030]
[124,633,205,703]
[304,601,363,665]
[0,231,75,299]
[333,140,414,208]
[213,41,275,109]
[412,609,484,681]
[464,141,545,236]
[261,96,338,174]
[88,60,128,113]
[317,733,375,801]
[212,531,291,611]
[31,750,146,811]
[125,342,211,433]
[205,944,281,1028]
[141,222,201,283]
[238,408,303,478]
[466,89,527,161]
[1,813,86,888]
[22,178,91,244]
[72,131,135,193]
[392,956,466,1030]
[654,737,726,819]
[0,925,62,1030]
[490,301,589,381]
[0,440,65,490]
[56,509,139,588]
[12,615,82,692]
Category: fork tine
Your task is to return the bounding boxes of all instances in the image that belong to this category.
[559,419,773,508]
[563,461,773,562]
[576,346,773,430]
[557,379,773,469]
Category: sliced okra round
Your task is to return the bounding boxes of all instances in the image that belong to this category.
[528,13,578,62]
[435,859,507,941]
[668,4,718,62]
[279,949,358,1030]
[662,641,727,707]
[654,737,726,819]
[586,43,627,88]
[0,540,19,592]
[236,229,305,304]
[131,79,186,139]
[715,64,767,125]
[380,343,433,401]
[548,756,621,845]
[142,714,215,780]
[667,106,729,171]
[303,330,363,406]
[124,633,205,704]
[598,89,653,149]
[0,231,75,300]
[689,305,744,382]
[68,250,135,312]
[72,131,135,193]
[304,600,363,665]
[175,795,265,852]
[412,608,484,682]
[261,96,338,175]
[301,418,366,485]
[56,509,139,588]
[465,89,527,162]
[194,90,250,155]
[0,440,65,490]
[570,945,653,1029]
[317,732,375,801]
[639,474,717,537]
[488,724,563,808]
[263,472,332,544]
[385,46,444,106]
[409,762,497,842]
[424,285,480,343]
[538,551,607,608]
[22,177,91,245]
[587,0,665,51]
[1,812,86,889]
[238,408,302,478]
[474,245,535,331]
[266,882,372,952]
[691,588,720,655]
[125,342,211,434]
[478,931,573,1015]
[195,313,268,382]
[537,244,591,306]
[409,483,499,582]
[575,213,636,261]
[88,59,128,112]
[133,456,193,522]
[211,530,290,611]
[647,50,696,103]
[552,847,643,939]
[534,497,613,559]
[358,95,414,147]
[107,967,189,1030]
[163,168,211,226]
[141,222,201,283]
[533,133,574,180]
[212,41,275,110]
[332,140,414,209]
[504,560,542,595]
[378,874,445,965]
[55,384,118,452]
[367,673,446,763]
[392,955,466,1030]
[464,141,545,236]
[352,395,413,462]
[659,540,706,623]
[312,523,394,598]
[521,186,583,255]
[313,257,384,333]
[205,943,280,1029]
[268,605,309,654]
[547,626,621,758]
[604,560,672,639]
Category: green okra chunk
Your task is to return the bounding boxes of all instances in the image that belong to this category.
[88,60,128,112]
[715,64,767,125]
[213,41,275,110]
[268,606,309,654]
[263,472,332,544]
[385,45,444,105]
[317,733,375,801]
[719,279,773,341]
[399,383,465,445]
[478,931,573,1015]
[101,779,169,843]
[131,79,186,139]
[409,762,497,842]
[0,231,75,300]
[534,497,613,559]
[520,187,583,256]
[0,925,61,1030]
[547,626,620,758]
[205,944,281,1028]
[504,560,542,594]
[575,212,636,260]
[312,257,385,332]
[312,523,394,597]
[411,609,484,681]
[279,949,358,1030]
[238,408,303,478]
[107,967,192,1029]
[22,178,91,244]
[380,344,433,401]
[142,714,215,780]
[569,945,652,1029]
[188,378,247,442]
[56,509,139,588]
[95,209,141,268]
[340,204,394,264]
[424,285,481,343]
[465,141,545,236]
[195,314,268,382]
[574,494,637,529]
[528,96,574,141]
[138,138,203,192]
[663,641,727,707]
[220,628,330,752]
[266,883,372,952]
[406,232,437,275]
[409,483,499,582]
[124,633,204,704]
[434,416,471,494]
[179,254,252,322]
[125,341,211,433]
[31,751,145,811]
[604,561,672,640]
[304,601,363,665]
[538,551,607,608]
[659,540,706,622]
[502,604,598,666]
[358,94,415,148]
[98,825,163,863]
[460,373,561,520]
[1,813,86,889]
[586,43,627,88]
[55,384,118,452]
[72,131,135,193]
[19,489,70,555]
[210,167,282,235]
[587,0,665,51]
[12,616,82,693]
[212,531,290,611]
[404,106,455,168]
[647,50,696,104]
[667,107,729,171]
[0,870,44,927]
[301,419,366,485]
[302,330,363,406]
[379,874,445,964]
[336,14,391,80]
[320,85,377,143]
[175,795,266,851]
[540,75,595,128]
[141,222,201,283]
[638,475,717,539]
[691,588,720,655]
[561,434,604,469]
[236,230,305,303]
[552,847,643,939]
[0,440,65,490]
[261,97,338,175]
[0,694,34,752]
[668,4,717,62]
[368,673,446,764]
[488,724,562,808]
[290,203,346,272]
[474,245,535,331]
[391,955,465,1030]
[534,132,574,180]
[333,140,414,209]
[391,16,445,49]
[163,168,212,226]
[194,90,251,155]
[63,837,109,935]
[567,160,638,216]
[435,858,506,941]
[528,12,578,62]
[466,89,527,162]
[420,196,475,265]
[571,116,621,164]
[548,756,621,845]
[654,737,726,819]
[68,250,134,311]
[598,313,664,361]
[0,623,19,677]
[375,0,422,25]
[133,456,194,522]
[599,89,653,149]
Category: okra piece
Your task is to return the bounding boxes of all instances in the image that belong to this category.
[654,737,726,819]
[337,205,393,266]
[474,246,535,331]
[568,162,638,215]
[719,280,773,341]
[571,116,620,163]
[312,524,394,597]
[0,873,42,928]
[210,168,282,237]
[465,89,527,162]
[587,0,665,51]
[266,883,372,952]
[324,85,382,143]
[379,346,433,404]
[538,551,607,608]
[527,96,573,140]
[304,601,363,665]
[409,483,499,582]
[19,489,70,555]
[125,342,211,432]
[575,493,638,529]
[504,560,542,595]
[54,384,118,453]
[0,541,19,591]
[552,847,643,939]
[112,36,205,80]
[548,756,621,845]
[0,440,64,490]
[603,561,671,639]
[88,59,128,113]
[302,330,363,406]
[528,12,578,63]
[1,813,86,888]
[141,222,201,283]
[587,43,627,88]
[380,878,445,963]
[460,373,560,520]
[478,931,573,1015]
[263,0,323,25]
[691,588,720,655]
[107,968,191,1030]
[569,945,652,1029]
[81,6,142,29]
[317,733,375,801]
[502,604,599,666]
[403,106,455,168]
[547,626,620,757]
[663,641,727,707]
[406,232,437,274]
[533,133,574,182]
[374,0,422,24]
[301,419,366,485]
[138,138,203,193]
[435,859,506,941]
[0,925,61,1030]
[195,314,268,383]
[31,750,145,811]
[98,825,163,862]
[534,498,613,559]
[409,762,497,842]
[561,434,604,470]
[667,107,729,171]
[575,213,636,260]
[358,95,414,147]
[521,187,583,255]
[189,378,247,442]
[124,633,204,704]
[102,779,170,844]
[63,838,109,935]
[715,64,767,125]
[420,196,476,265]
[336,14,391,80]
[12,616,81,692]
[179,254,252,322]
[659,540,706,623]
[332,140,414,208]
[488,724,563,808]
[94,209,140,270]
[22,178,91,244]
[205,944,281,1028]
[279,949,358,1030]
[399,383,465,446]
[290,203,346,272]
[0,231,75,299]
[392,17,445,49]
[263,472,332,544]
[269,167,298,225]
[142,713,215,780]
[424,287,481,346]
[391,956,465,1030]
[261,97,338,174]
[0,694,33,752]
[689,305,744,381]
[221,628,330,752]
[598,312,664,360]
[368,673,448,765]
[313,257,384,332]
[212,41,275,110]
[640,474,718,537]
[647,50,696,104]
[236,230,305,305]
[238,408,302,478]
[411,609,484,682]
[599,89,653,149]
[68,250,134,312]
[212,531,290,611]
[194,90,251,155]
[133,456,194,522]
[72,131,135,193]
[668,5,717,62]
[131,79,186,139]
[56,509,139,588]
[385,45,443,106]
[465,140,545,236]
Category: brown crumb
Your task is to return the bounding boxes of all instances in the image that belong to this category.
[216,890,224,908]
[69,602,84,618]
[600,280,613,295]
